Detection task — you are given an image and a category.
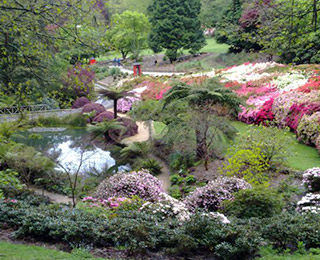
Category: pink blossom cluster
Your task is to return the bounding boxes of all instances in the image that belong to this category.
[183,177,251,212]
[82,196,128,208]
[95,170,164,202]
[219,62,320,148]
[117,96,140,113]
[2,199,18,203]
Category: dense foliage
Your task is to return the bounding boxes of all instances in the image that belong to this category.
[148,0,206,62]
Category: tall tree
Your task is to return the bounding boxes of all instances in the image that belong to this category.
[106,11,150,59]
[163,79,241,169]
[0,0,107,106]
[148,0,206,62]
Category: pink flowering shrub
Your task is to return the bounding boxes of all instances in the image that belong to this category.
[296,112,320,145]
[302,168,320,192]
[95,170,164,202]
[238,105,259,124]
[82,196,128,208]
[117,96,140,113]
[183,177,251,212]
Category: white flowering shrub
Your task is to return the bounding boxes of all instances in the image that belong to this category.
[95,170,164,202]
[218,62,277,83]
[183,177,251,212]
[140,193,230,224]
[297,193,320,213]
[140,192,191,221]
[271,72,309,92]
[303,168,320,192]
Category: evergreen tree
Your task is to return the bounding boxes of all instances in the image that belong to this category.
[148,0,206,63]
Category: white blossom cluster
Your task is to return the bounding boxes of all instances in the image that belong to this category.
[297,193,320,213]
[271,72,309,92]
[217,62,278,83]
[302,167,320,192]
[140,192,230,224]
[140,192,192,222]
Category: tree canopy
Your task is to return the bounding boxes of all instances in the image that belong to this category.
[106,11,150,60]
[148,0,206,62]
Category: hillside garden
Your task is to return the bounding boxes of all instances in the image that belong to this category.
[2,0,320,260]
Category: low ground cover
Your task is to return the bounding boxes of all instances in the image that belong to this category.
[0,242,103,260]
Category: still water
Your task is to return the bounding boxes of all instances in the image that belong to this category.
[13,128,118,174]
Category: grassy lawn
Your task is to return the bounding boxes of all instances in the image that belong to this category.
[232,121,320,171]
[0,242,105,260]
[97,37,229,62]
[200,38,229,54]
[152,121,320,171]
[258,247,320,260]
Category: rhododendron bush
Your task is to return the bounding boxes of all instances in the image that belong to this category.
[183,177,251,212]
[95,170,164,201]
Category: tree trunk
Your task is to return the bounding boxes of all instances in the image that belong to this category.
[114,99,118,118]
[195,128,206,160]
[148,120,153,141]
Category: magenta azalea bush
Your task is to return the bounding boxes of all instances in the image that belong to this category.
[95,170,164,201]
[183,177,251,212]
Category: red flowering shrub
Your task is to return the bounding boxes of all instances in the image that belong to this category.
[255,98,275,125]
[224,81,242,89]
[141,81,172,100]
[297,76,320,93]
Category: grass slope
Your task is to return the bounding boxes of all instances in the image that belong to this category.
[0,242,104,260]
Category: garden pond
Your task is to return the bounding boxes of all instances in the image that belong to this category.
[12,128,127,175]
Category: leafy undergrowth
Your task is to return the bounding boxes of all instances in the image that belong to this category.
[0,242,104,260]
[232,121,320,171]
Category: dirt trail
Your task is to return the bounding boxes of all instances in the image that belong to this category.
[31,187,72,204]
[151,155,171,192]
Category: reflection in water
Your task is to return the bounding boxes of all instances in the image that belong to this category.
[14,128,117,174]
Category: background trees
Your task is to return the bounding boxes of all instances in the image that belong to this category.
[107,11,150,60]
[148,0,206,62]
[0,0,108,107]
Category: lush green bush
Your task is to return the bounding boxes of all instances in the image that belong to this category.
[0,169,24,199]
[169,152,196,171]
[0,201,260,258]
[169,173,198,199]
[183,214,261,259]
[262,212,320,251]
[222,186,284,219]
[137,158,162,175]
[220,147,270,186]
